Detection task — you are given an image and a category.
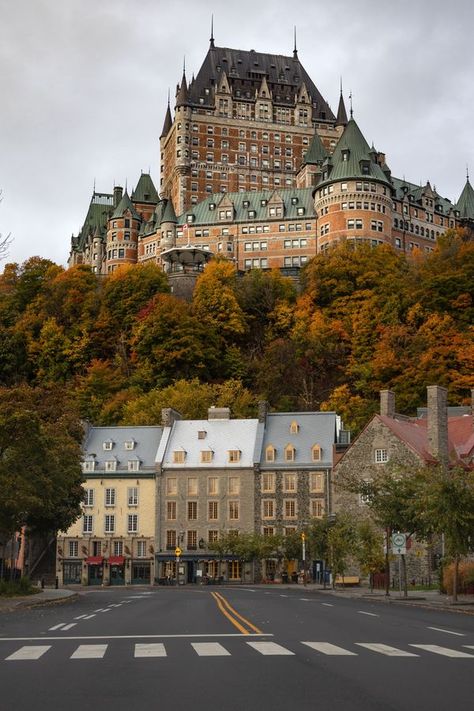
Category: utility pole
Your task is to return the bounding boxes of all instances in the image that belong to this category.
[301,532,307,587]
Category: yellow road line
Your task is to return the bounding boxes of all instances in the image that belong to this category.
[213,591,263,634]
[211,592,249,634]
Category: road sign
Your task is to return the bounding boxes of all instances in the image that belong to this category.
[391,533,407,555]
[175,547,182,557]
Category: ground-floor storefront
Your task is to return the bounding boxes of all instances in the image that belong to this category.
[155,554,250,584]
[58,556,154,586]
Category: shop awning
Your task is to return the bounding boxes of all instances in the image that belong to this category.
[85,556,103,565]
[108,556,125,565]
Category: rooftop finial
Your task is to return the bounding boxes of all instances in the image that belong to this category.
[467,163,470,182]
[210,14,215,48]
[349,90,353,118]
[293,25,298,59]
[183,56,186,77]
[167,87,170,106]
[340,76,343,94]
[93,177,96,193]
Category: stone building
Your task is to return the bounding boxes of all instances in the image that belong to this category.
[57,426,161,586]
[68,32,474,278]
[332,386,474,583]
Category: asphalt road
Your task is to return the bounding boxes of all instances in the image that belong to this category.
[1,586,474,711]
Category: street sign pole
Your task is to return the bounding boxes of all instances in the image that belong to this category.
[301,533,306,587]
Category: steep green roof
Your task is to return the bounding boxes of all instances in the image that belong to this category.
[132,173,159,204]
[455,178,474,220]
[161,198,177,223]
[391,177,454,215]
[177,188,315,226]
[77,192,114,250]
[302,130,327,166]
[160,103,173,138]
[335,92,348,127]
[111,190,141,220]
[319,118,390,186]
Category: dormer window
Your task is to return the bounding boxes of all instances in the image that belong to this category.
[128,459,140,472]
[290,421,299,434]
[311,444,322,462]
[200,450,214,463]
[291,197,298,205]
[198,430,207,440]
[284,445,295,462]
[243,200,250,208]
[105,459,117,472]
[209,203,216,211]
[265,445,276,462]
[248,210,256,218]
[260,199,267,207]
[228,450,241,463]
[297,207,305,216]
[342,149,350,162]
[82,460,95,473]
[103,440,113,451]
[173,450,186,464]
[124,440,135,451]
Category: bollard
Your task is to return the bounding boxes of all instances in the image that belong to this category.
[55,577,59,590]
[41,578,45,590]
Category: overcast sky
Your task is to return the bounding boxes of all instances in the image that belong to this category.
[1,0,473,269]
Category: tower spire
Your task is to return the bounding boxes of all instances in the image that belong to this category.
[335,80,348,127]
[293,26,298,59]
[210,14,215,48]
[349,90,353,119]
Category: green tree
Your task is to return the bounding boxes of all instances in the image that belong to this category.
[327,514,357,586]
[354,520,385,592]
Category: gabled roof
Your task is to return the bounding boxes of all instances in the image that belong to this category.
[260,412,338,468]
[456,178,474,220]
[177,187,315,226]
[186,45,335,121]
[391,177,453,214]
[111,190,141,220]
[76,192,114,250]
[319,118,390,186]
[132,173,159,204]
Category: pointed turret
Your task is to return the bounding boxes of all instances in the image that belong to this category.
[302,131,327,166]
[455,177,474,221]
[160,100,172,138]
[161,198,177,224]
[293,26,298,60]
[336,88,348,127]
[132,173,159,204]
[210,14,215,49]
[111,190,140,220]
[176,71,189,108]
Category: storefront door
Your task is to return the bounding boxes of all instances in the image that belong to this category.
[88,564,103,586]
[63,562,82,585]
[132,562,150,584]
[110,564,125,585]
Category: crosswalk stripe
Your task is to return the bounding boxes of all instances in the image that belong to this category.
[134,643,167,658]
[83,614,96,620]
[410,644,474,658]
[302,642,356,656]
[74,615,88,620]
[48,623,65,631]
[321,603,334,607]
[247,641,294,656]
[71,644,107,659]
[192,642,231,657]
[356,643,418,657]
[62,623,77,631]
[6,646,51,661]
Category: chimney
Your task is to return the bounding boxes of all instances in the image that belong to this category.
[426,386,449,464]
[207,406,231,420]
[258,400,269,423]
[113,185,123,208]
[161,407,181,428]
[380,390,395,418]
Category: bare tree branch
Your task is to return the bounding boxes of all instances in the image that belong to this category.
[0,190,13,262]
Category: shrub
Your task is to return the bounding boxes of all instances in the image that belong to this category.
[442,560,474,594]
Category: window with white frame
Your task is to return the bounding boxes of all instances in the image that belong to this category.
[114,540,123,556]
[128,514,138,533]
[187,501,198,520]
[187,477,198,496]
[374,449,389,463]
[127,487,138,506]
[104,514,115,533]
[228,501,239,520]
[173,450,186,464]
[310,499,325,518]
[262,499,275,519]
[166,530,177,549]
[310,473,324,493]
[83,460,95,473]
[262,526,275,537]
[103,441,113,451]
[228,450,241,463]
[201,449,213,463]
[311,444,322,462]
[105,488,116,507]
[208,501,219,521]
[284,499,297,519]
[265,445,276,462]
[105,460,117,472]
[68,540,79,557]
[166,477,177,496]
[208,529,219,544]
[284,445,295,462]
[124,440,135,450]
[262,472,275,492]
[128,459,140,472]
[136,540,147,558]
[84,488,94,507]
[83,515,93,534]
[166,501,177,521]
[283,473,297,492]
[208,477,219,495]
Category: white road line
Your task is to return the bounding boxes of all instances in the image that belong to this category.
[428,626,465,637]
[464,646,474,651]
[302,642,356,656]
[134,643,167,658]
[357,611,379,617]
[101,609,112,613]
[61,623,77,631]
[74,615,88,620]
[0,633,273,641]
[321,603,334,607]
[94,609,105,612]
[71,644,108,659]
[280,595,288,598]
[300,598,312,601]
[356,643,418,657]
[6,645,51,661]
[247,641,294,656]
[83,615,96,620]
[410,644,474,658]
[192,642,231,657]
[125,596,145,599]
[48,623,66,631]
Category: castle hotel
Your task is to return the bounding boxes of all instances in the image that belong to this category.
[69,32,474,276]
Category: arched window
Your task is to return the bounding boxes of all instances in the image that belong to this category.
[284,444,295,462]
[311,444,322,462]
[265,445,276,462]
[290,420,299,434]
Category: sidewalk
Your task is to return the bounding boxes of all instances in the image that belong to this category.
[0,588,77,614]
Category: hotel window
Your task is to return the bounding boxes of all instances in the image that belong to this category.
[265,445,276,462]
[166,477,177,496]
[127,487,138,506]
[114,540,123,556]
[187,477,198,496]
[166,501,177,521]
[284,499,297,519]
[311,444,322,462]
[105,460,117,472]
[124,440,135,451]
[83,460,95,473]
[103,441,113,451]
[105,488,116,507]
[128,459,140,472]
[187,530,197,550]
[68,540,79,557]
[92,541,101,556]
[208,530,219,544]
[310,499,325,518]
[284,445,295,462]
[84,488,94,507]
[187,501,198,520]
[262,500,275,519]
[374,449,389,463]
[136,540,147,558]
[128,514,138,533]
[262,472,275,492]
[201,450,213,464]
[228,477,240,495]
[262,526,275,537]
[283,473,297,493]
[208,501,219,521]
[173,450,186,464]
[228,501,240,520]
[166,530,177,549]
[208,477,219,495]
[104,514,115,533]
[83,515,93,534]
[310,473,324,493]
[228,450,241,463]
